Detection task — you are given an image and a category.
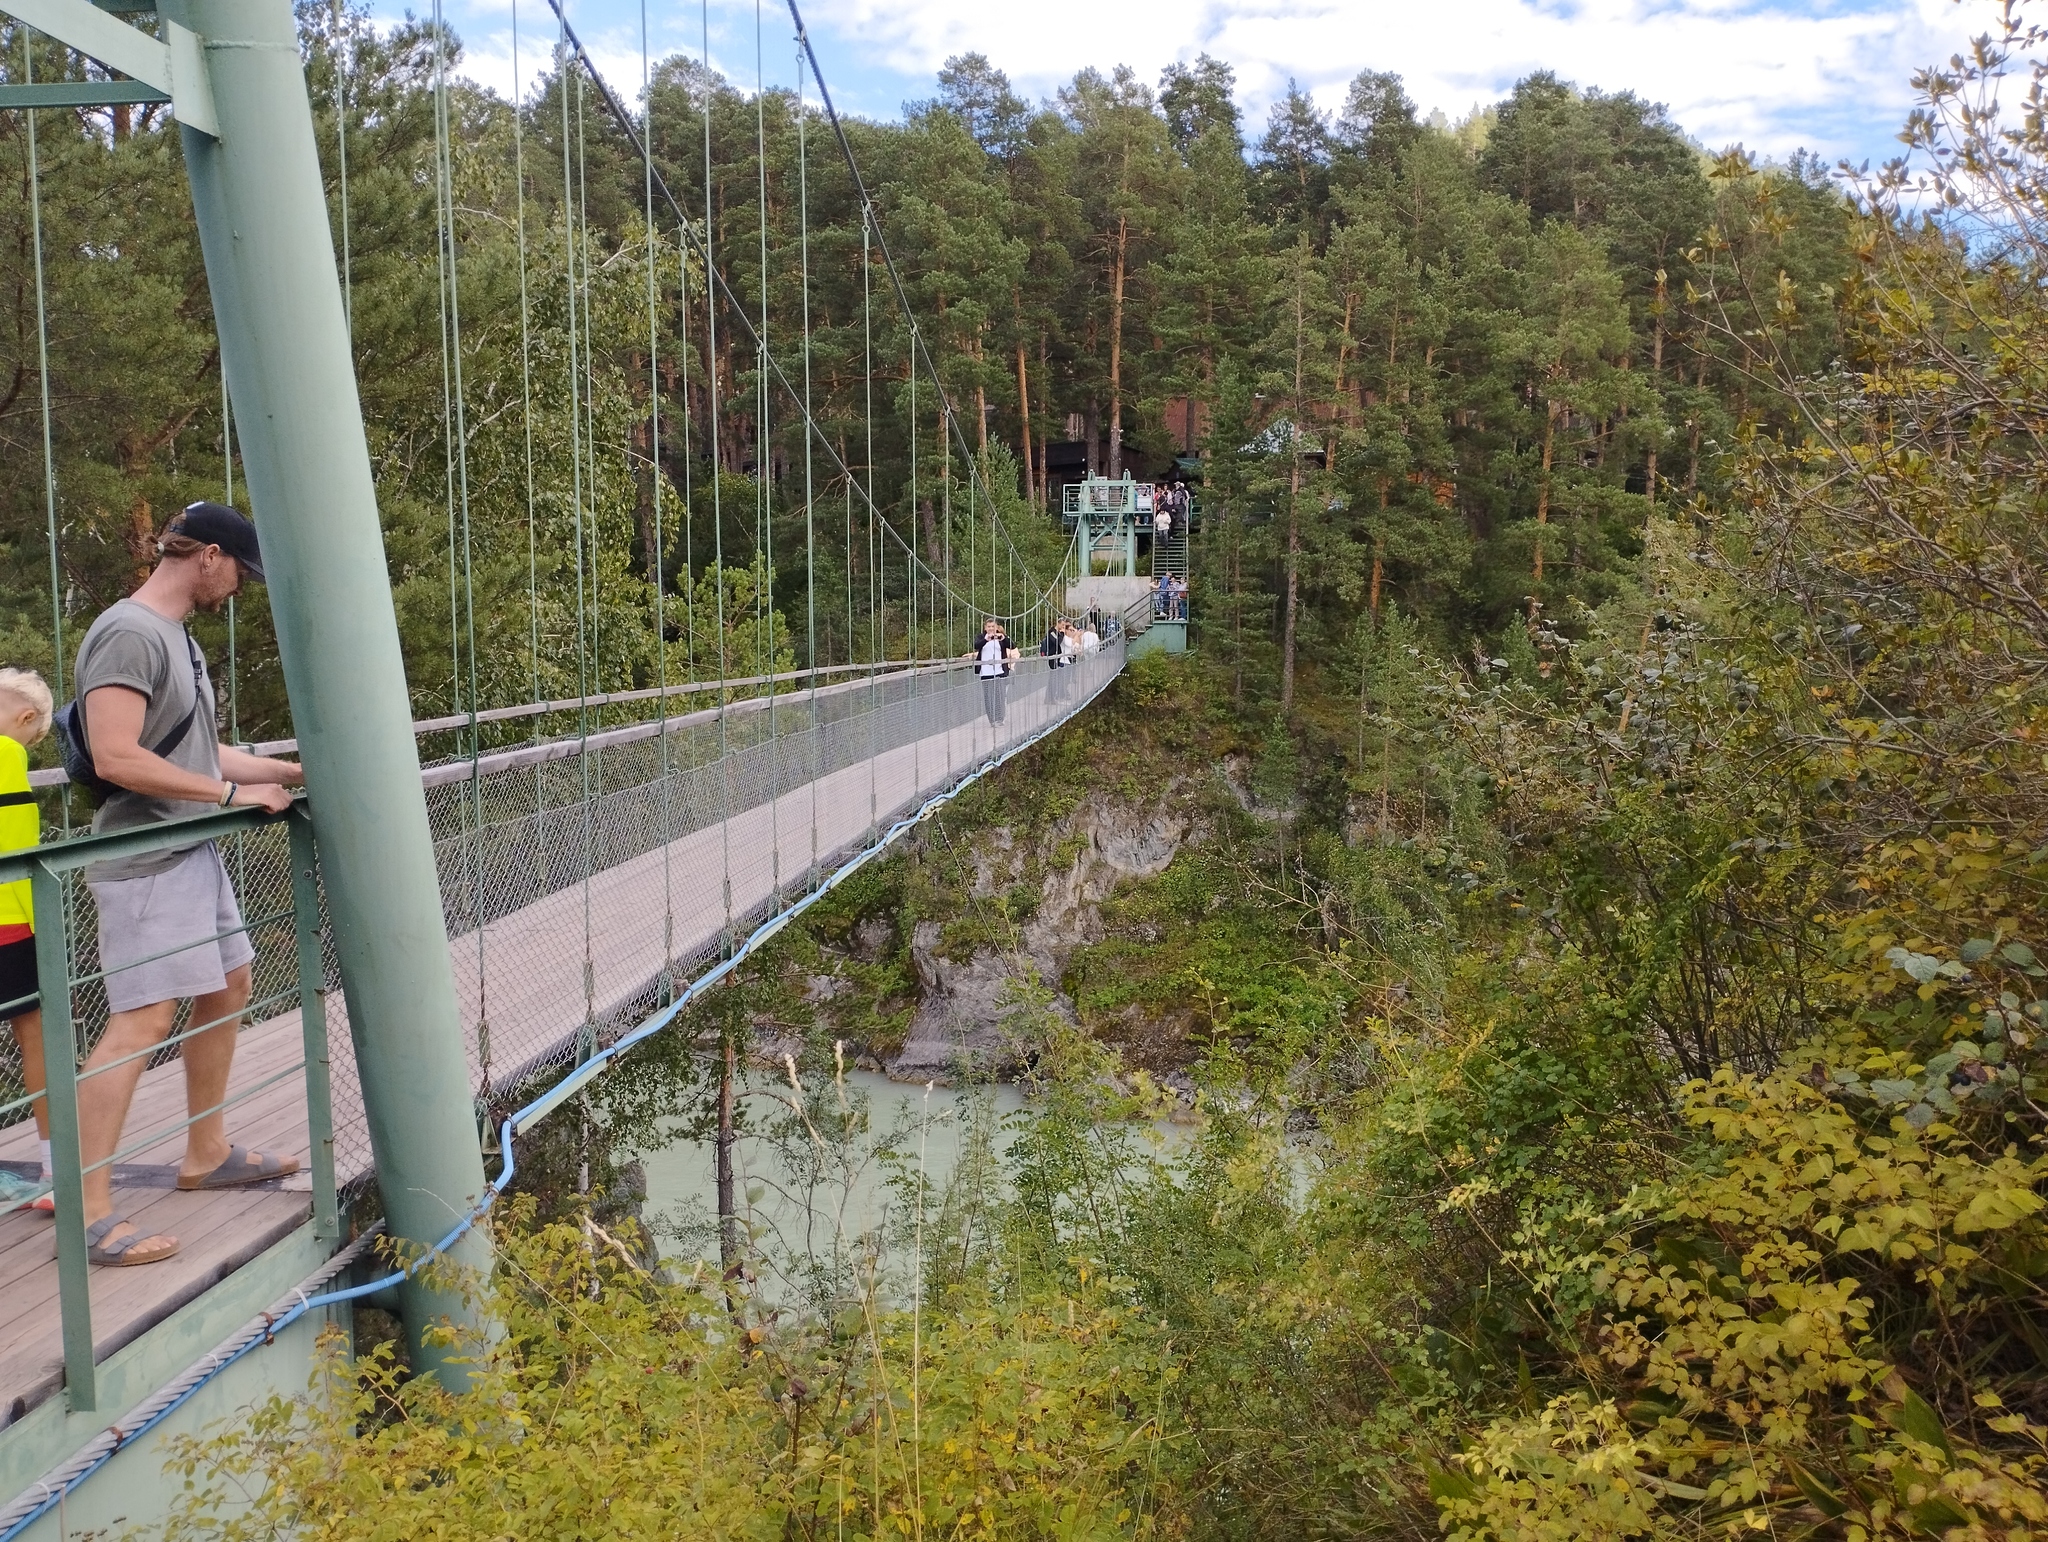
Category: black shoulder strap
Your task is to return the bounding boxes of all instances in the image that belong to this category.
[147,631,206,761]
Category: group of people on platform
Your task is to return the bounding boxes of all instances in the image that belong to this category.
[1151,481,1193,540]
[1155,572,1190,619]
[1,503,304,1268]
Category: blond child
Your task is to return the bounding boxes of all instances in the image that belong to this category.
[0,667,53,1211]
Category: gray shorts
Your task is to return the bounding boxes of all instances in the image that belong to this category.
[89,843,255,1013]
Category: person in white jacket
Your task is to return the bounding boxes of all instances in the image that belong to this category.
[974,618,1017,726]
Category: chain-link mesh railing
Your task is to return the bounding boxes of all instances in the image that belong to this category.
[418,644,1125,1175]
[2,641,1123,1204]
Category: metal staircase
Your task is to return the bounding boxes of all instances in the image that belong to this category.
[1150,530,1189,580]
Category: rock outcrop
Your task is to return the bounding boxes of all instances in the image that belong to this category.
[883,785,1195,1080]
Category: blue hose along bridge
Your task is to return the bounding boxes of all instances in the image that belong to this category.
[0,0,1187,1530]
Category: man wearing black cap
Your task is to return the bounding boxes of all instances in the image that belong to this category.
[65,503,304,1266]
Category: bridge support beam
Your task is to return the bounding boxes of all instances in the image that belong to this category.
[164,0,491,1384]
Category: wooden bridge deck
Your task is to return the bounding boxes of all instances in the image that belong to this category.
[0,677,1082,1427]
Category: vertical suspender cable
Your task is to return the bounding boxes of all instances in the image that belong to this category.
[559,25,597,1037]
[513,0,540,719]
[573,68,603,724]
[24,41,68,833]
[25,42,60,699]
[332,0,352,342]
[677,221,696,685]
[908,341,917,659]
[908,338,920,795]
[702,0,734,951]
[433,10,461,722]
[222,378,238,740]
[794,27,819,889]
[504,0,542,1118]
[942,398,952,652]
[862,207,879,840]
[431,0,486,1066]
[754,0,779,906]
[641,0,676,998]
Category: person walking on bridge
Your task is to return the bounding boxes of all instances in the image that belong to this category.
[68,504,305,1266]
[1041,617,1068,705]
[974,617,1016,728]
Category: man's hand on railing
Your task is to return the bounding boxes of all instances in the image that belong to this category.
[226,782,293,814]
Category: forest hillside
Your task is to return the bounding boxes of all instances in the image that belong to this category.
[10,1,2048,1536]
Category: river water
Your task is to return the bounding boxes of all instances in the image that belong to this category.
[634,1071,1030,1281]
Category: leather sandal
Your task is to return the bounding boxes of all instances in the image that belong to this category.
[176,1145,300,1191]
[86,1212,180,1267]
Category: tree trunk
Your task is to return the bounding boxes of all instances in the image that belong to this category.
[1036,331,1051,507]
[128,498,154,588]
[1231,507,1244,708]
[973,327,988,455]
[1281,250,1306,711]
[1015,343,1035,504]
[1282,452,1301,709]
[1107,212,1128,480]
[1534,398,1557,583]
[1085,400,1100,476]
[1645,270,1666,506]
[1369,480,1387,617]
[716,1035,738,1279]
[1335,290,1356,412]
[1686,360,1705,492]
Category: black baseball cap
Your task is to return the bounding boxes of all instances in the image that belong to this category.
[168,502,265,582]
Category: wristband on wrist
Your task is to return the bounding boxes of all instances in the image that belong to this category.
[219,782,237,808]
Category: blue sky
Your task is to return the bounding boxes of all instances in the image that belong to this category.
[419,0,1988,170]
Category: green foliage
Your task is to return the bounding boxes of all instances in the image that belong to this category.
[158,1206,1179,1541]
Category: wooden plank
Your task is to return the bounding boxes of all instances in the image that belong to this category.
[0,1186,273,1325]
[0,1186,306,1423]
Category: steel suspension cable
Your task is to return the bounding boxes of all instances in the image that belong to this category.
[532,2,1052,628]
[783,0,1047,606]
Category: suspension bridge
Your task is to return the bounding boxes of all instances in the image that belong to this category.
[0,0,1191,1531]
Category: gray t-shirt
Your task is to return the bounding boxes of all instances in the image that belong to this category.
[73,599,220,880]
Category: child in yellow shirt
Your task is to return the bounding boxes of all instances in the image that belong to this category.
[0,668,54,1211]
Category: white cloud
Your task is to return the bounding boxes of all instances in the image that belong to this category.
[423,0,1988,164]
[814,0,1979,160]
